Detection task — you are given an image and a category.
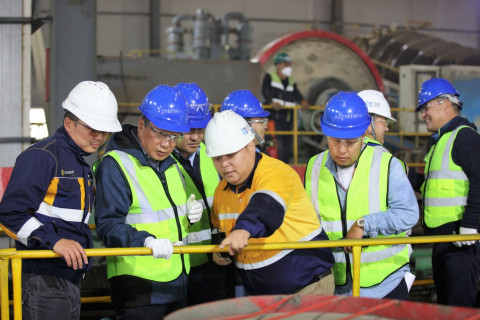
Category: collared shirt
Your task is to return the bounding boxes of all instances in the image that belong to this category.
[325,148,418,298]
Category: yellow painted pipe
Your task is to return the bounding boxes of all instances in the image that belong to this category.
[11,258,21,320]
[352,246,362,297]
[0,259,9,320]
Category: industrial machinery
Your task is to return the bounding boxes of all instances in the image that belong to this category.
[252,30,384,161]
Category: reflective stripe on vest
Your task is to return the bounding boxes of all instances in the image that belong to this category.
[269,72,296,107]
[305,146,409,287]
[176,143,220,267]
[364,136,407,173]
[422,126,473,228]
[103,150,190,282]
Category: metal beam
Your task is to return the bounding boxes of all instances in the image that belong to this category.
[49,0,96,134]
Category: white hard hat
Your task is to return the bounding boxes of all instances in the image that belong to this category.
[62,81,122,132]
[357,90,396,122]
[205,110,255,157]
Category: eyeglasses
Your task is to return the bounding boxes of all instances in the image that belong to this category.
[327,137,363,149]
[144,118,183,143]
[72,119,110,136]
[419,99,447,113]
[374,117,389,127]
[247,119,268,126]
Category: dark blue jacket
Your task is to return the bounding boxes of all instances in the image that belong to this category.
[0,127,93,284]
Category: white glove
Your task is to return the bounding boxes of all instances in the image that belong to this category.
[144,237,174,260]
[453,227,478,247]
[187,194,203,224]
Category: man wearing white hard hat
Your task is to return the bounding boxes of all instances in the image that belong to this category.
[358,90,396,146]
[0,81,121,320]
[205,110,334,296]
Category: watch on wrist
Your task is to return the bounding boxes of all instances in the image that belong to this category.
[356,217,365,228]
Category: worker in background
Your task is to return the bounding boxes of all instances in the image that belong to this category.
[304,92,418,299]
[94,85,203,319]
[172,82,228,305]
[262,52,309,163]
[221,89,270,153]
[415,78,480,307]
[0,81,121,320]
[206,110,335,296]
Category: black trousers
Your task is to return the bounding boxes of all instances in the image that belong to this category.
[432,241,480,307]
[383,278,408,300]
[22,273,81,320]
[187,259,228,306]
[275,120,293,163]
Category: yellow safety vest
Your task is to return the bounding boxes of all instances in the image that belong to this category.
[364,136,407,173]
[305,146,409,287]
[175,143,219,267]
[422,126,473,228]
[100,151,190,282]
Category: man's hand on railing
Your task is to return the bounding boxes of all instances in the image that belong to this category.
[144,237,181,260]
[52,239,88,270]
[272,102,282,111]
[453,227,478,247]
[344,218,365,253]
[301,100,310,111]
[219,229,250,255]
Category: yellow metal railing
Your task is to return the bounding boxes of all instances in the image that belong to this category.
[2,234,480,320]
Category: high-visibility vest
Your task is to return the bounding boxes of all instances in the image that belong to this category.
[305,146,409,287]
[364,136,407,173]
[269,72,297,122]
[212,154,323,270]
[422,126,474,228]
[175,143,219,267]
[100,151,190,282]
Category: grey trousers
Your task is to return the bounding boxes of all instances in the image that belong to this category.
[22,273,81,320]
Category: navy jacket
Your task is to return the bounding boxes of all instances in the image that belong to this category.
[0,127,93,284]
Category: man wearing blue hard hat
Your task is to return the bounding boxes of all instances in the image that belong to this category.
[415,77,480,307]
[221,89,270,153]
[305,91,418,299]
[94,85,203,319]
[171,83,229,306]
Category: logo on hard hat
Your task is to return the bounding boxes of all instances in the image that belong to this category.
[241,126,249,135]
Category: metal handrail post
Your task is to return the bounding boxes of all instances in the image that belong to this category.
[293,106,298,164]
[0,258,9,320]
[352,246,362,297]
[11,258,21,320]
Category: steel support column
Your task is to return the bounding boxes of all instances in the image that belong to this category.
[49,0,96,133]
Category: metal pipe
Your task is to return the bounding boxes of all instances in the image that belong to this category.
[11,258,21,320]
[0,259,9,320]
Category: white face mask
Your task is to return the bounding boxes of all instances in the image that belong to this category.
[281,66,292,77]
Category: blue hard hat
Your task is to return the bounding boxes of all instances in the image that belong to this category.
[221,90,270,118]
[175,83,212,129]
[416,78,459,112]
[320,91,371,139]
[138,85,190,132]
